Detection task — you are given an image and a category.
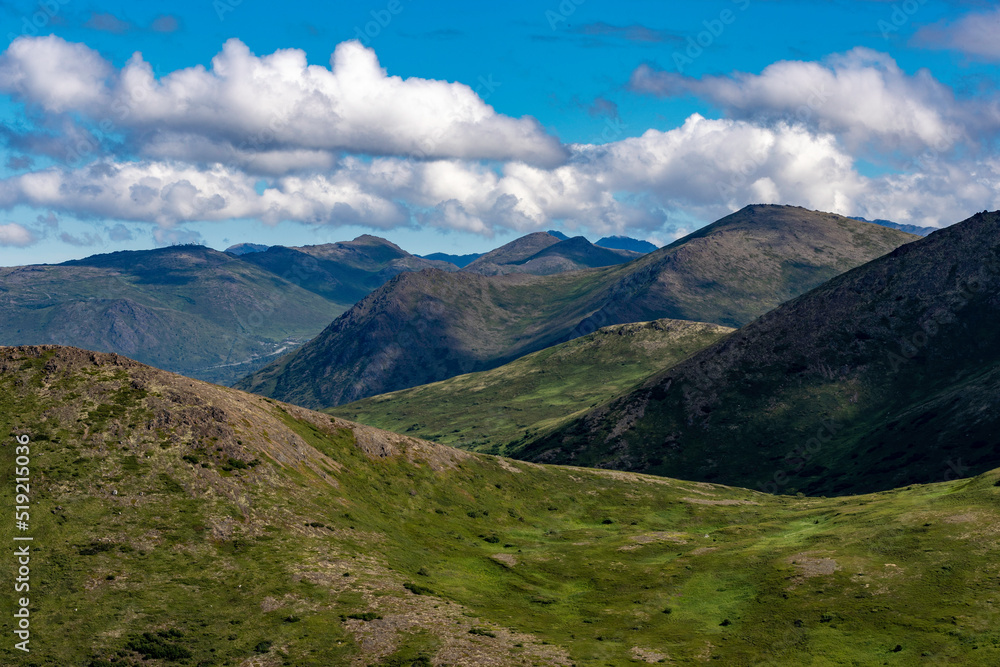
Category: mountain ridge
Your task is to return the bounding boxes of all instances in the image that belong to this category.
[519,210,1000,496]
[238,205,918,408]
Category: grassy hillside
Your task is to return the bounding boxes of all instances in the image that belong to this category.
[2,346,1000,665]
[239,205,917,409]
[330,319,732,455]
[0,246,347,385]
[521,211,1000,496]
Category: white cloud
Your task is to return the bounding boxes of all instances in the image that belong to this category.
[0,36,112,114]
[0,222,36,247]
[0,36,566,168]
[1,116,998,237]
[914,8,1000,60]
[629,48,986,157]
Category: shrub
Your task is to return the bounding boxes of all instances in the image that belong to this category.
[345,612,381,621]
[469,627,496,637]
[403,582,434,596]
[181,454,199,465]
[125,632,192,661]
[483,535,500,544]
[224,457,249,470]
[79,542,115,556]
[254,640,273,653]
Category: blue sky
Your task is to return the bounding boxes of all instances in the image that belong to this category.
[1,0,998,264]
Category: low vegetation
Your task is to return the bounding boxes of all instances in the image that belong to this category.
[330,318,732,455]
[2,346,998,665]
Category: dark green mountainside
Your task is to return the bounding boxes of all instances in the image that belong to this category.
[330,318,733,455]
[4,345,1000,665]
[521,211,1000,496]
[238,206,917,408]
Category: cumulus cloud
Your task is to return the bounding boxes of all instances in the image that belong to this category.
[629,48,990,157]
[0,222,36,247]
[4,115,992,236]
[0,36,566,168]
[914,8,1000,60]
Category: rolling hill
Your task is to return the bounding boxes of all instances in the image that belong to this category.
[238,205,918,408]
[519,211,1000,496]
[329,318,733,455]
[3,345,999,665]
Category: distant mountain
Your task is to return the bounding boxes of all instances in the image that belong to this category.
[237,205,917,408]
[9,344,1000,665]
[850,216,937,236]
[521,210,1000,496]
[329,318,732,454]
[0,245,346,385]
[420,252,483,268]
[463,233,640,275]
[595,235,658,253]
[461,232,563,274]
[0,235,457,385]
[224,242,270,255]
[237,235,457,304]
[546,229,571,240]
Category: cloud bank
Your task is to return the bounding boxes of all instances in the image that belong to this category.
[0,36,998,245]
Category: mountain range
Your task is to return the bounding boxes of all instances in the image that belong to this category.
[3,344,998,664]
[0,236,453,385]
[519,211,1000,495]
[238,206,918,408]
[851,216,938,236]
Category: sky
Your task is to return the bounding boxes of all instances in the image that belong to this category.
[0,0,998,265]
